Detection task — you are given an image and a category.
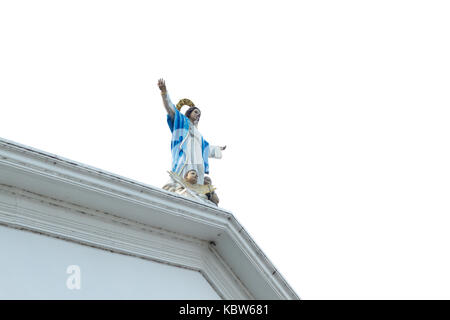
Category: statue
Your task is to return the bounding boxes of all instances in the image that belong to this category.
[162,170,219,206]
[158,78,225,206]
[204,175,219,206]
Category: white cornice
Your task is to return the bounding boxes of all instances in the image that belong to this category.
[0,137,299,300]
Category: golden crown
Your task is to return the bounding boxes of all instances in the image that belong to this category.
[176,98,195,111]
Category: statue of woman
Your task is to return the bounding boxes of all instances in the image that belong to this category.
[158,79,226,185]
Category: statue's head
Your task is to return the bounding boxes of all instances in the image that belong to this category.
[176,99,201,126]
[184,170,198,184]
[185,107,201,125]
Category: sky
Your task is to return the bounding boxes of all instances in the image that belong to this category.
[1,1,450,299]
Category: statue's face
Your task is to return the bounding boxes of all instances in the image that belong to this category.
[185,170,198,184]
[189,108,201,124]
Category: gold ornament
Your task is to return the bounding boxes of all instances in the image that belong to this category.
[176,98,195,111]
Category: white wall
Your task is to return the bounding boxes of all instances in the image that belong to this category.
[0,225,220,299]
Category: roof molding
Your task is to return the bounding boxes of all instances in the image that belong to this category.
[0,137,299,299]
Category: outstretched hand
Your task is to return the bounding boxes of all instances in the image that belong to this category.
[158,78,167,93]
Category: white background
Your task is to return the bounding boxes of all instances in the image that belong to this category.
[1,1,449,299]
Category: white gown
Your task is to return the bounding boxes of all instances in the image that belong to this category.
[164,122,222,189]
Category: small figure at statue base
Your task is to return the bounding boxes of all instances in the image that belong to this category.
[163,170,219,206]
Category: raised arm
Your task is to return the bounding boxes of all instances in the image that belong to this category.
[158,78,175,118]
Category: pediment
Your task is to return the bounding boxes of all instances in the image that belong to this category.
[0,137,298,299]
